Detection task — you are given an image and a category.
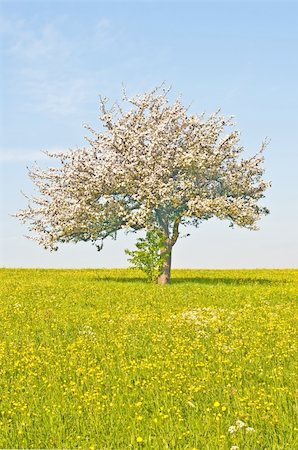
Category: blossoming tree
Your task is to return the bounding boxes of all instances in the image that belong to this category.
[17,86,270,284]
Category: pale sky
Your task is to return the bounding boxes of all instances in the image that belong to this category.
[0,0,297,269]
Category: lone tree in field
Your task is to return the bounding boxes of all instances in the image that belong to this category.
[17,86,270,284]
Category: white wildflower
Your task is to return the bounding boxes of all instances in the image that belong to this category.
[79,325,97,342]
[229,419,255,436]
[235,420,246,429]
[13,302,22,309]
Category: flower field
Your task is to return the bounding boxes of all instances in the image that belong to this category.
[0,268,297,449]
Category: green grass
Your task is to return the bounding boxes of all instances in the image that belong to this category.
[0,268,297,449]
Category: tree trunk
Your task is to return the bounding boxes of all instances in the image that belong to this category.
[157,240,172,285]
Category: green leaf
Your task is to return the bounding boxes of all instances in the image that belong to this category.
[125,229,166,283]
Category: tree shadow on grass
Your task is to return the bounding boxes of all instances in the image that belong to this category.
[172,277,283,286]
[91,276,284,285]
[93,276,147,283]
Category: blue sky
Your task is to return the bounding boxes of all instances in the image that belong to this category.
[0,0,297,268]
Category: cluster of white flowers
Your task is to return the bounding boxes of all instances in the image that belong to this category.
[79,325,97,342]
[228,420,255,434]
[16,86,270,260]
[13,302,23,312]
[181,307,225,336]
[13,302,23,309]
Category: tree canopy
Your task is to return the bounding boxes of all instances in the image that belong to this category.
[17,86,270,283]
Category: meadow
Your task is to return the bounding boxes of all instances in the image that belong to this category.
[0,268,297,449]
